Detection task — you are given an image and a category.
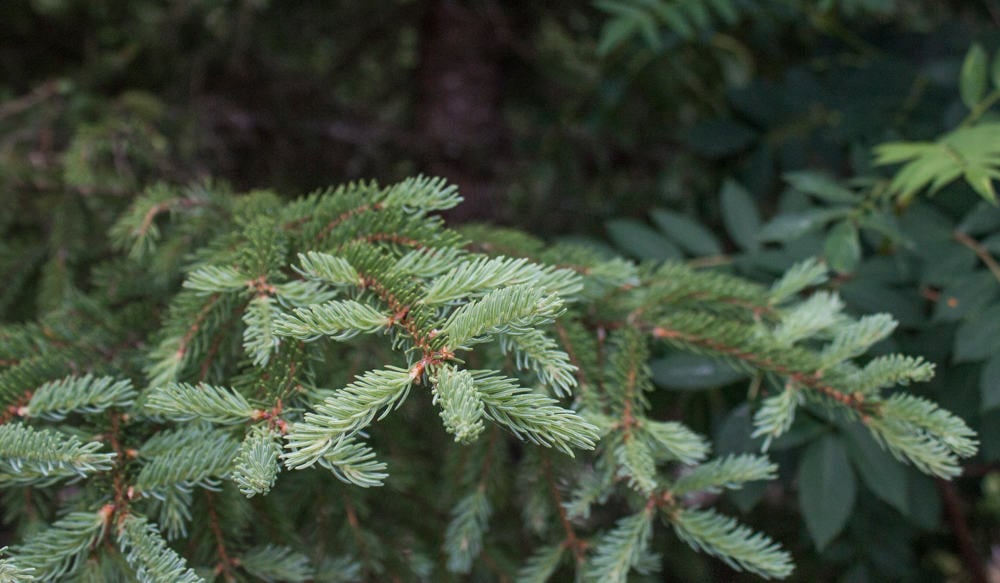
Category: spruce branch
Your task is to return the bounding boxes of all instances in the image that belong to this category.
[283,366,412,469]
[116,515,203,583]
[516,543,565,583]
[585,509,655,583]
[233,425,282,497]
[316,435,389,488]
[243,295,280,366]
[136,432,239,497]
[421,256,581,304]
[641,420,710,465]
[273,299,389,341]
[8,511,107,581]
[433,365,486,444]
[671,454,777,497]
[183,265,248,295]
[0,547,36,582]
[294,252,362,286]
[143,382,257,425]
[444,488,492,573]
[23,374,136,420]
[669,507,793,579]
[471,371,599,455]
[443,284,564,347]
[498,330,578,397]
[239,545,313,582]
[0,423,115,485]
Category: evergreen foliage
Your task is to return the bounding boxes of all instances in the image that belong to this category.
[0,177,977,581]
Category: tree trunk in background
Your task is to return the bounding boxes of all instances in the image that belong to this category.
[417,0,508,223]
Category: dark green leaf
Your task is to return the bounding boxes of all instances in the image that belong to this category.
[932,272,999,322]
[953,303,1000,362]
[650,209,722,256]
[758,208,847,243]
[685,120,758,158]
[993,47,1000,90]
[720,180,761,251]
[843,425,908,515]
[784,171,860,203]
[960,44,988,109]
[650,353,746,390]
[798,435,856,550]
[981,354,1000,412]
[824,221,861,274]
[606,219,682,261]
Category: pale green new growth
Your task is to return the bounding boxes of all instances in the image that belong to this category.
[768,258,828,304]
[234,425,282,497]
[752,386,801,450]
[433,365,486,443]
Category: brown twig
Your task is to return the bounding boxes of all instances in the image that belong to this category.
[205,491,237,581]
[955,231,1000,284]
[937,479,988,583]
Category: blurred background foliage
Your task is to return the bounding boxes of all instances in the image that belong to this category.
[3,0,1000,581]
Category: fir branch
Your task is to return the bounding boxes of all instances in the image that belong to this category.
[669,507,793,579]
[771,291,844,346]
[444,488,492,573]
[585,509,654,583]
[641,420,710,465]
[433,365,486,444]
[498,330,578,397]
[516,543,565,583]
[243,295,280,367]
[23,374,136,420]
[183,265,248,295]
[316,436,389,488]
[0,547,36,583]
[751,386,801,450]
[851,355,935,393]
[143,382,257,425]
[471,371,599,456]
[116,515,203,583]
[239,545,313,582]
[443,284,564,347]
[283,366,412,469]
[768,259,828,304]
[233,425,282,497]
[866,395,978,478]
[821,314,897,365]
[614,436,658,494]
[0,423,114,486]
[671,454,777,497]
[9,511,107,581]
[273,300,389,341]
[294,252,362,286]
[421,256,581,304]
[135,432,239,497]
